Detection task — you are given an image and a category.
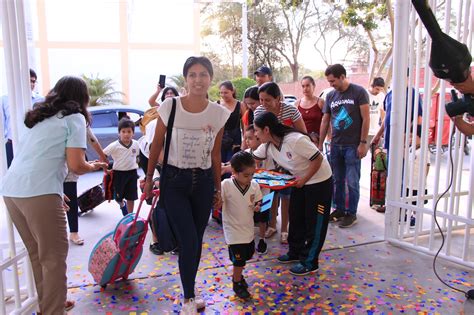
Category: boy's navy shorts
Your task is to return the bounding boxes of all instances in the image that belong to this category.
[113,169,138,202]
[228,240,255,267]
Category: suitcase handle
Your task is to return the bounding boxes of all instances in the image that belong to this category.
[133,189,160,225]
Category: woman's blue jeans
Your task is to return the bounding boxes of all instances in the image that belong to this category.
[161,165,214,299]
[330,144,361,215]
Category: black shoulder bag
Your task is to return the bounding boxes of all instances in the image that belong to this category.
[152,98,178,252]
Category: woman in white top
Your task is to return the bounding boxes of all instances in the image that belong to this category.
[144,56,230,314]
[0,76,107,315]
[252,111,333,277]
[254,82,307,244]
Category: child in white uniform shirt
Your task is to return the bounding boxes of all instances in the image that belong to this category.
[221,151,262,299]
[253,112,333,276]
[244,124,275,255]
[104,118,140,216]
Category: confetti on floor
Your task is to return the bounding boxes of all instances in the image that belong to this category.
[62,220,473,314]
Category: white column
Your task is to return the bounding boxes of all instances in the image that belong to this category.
[241,0,248,78]
[2,0,33,151]
[385,0,411,239]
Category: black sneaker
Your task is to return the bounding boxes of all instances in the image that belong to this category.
[149,242,164,255]
[256,239,267,254]
[241,275,248,289]
[120,202,128,216]
[329,209,345,222]
[410,215,416,227]
[233,279,251,299]
[277,254,299,264]
[289,263,319,276]
[338,214,357,228]
[170,247,179,255]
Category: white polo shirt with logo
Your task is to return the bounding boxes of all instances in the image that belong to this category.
[252,132,332,185]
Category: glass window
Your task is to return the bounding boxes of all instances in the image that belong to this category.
[91,112,117,128]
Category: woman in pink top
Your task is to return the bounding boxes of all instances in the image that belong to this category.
[297,76,324,144]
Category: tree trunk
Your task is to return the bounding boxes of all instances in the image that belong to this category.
[292,62,299,82]
[376,46,393,80]
[366,27,379,85]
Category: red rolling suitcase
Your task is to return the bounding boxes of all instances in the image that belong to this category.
[370,145,387,207]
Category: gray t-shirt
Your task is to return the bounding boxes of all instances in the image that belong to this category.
[323,83,369,145]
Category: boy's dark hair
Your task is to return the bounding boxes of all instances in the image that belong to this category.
[230,151,255,173]
[30,69,37,79]
[245,124,255,132]
[118,118,135,132]
[372,77,385,88]
[324,64,346,78]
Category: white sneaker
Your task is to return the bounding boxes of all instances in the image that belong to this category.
[195,295,206,310]
[181,298,197,315]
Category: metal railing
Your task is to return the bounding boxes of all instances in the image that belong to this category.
[0,0,39,314]
[387,0,474,269]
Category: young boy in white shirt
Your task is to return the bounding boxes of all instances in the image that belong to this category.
[104,118,140,216]
[221,151,262,299]
[244,124,275,254]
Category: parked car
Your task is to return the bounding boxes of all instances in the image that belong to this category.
[86,105,145,161]
[284,95,297,106]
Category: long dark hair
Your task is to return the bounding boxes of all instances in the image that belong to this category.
[243,85,259,101]
[25,76,91,128]
[219,80,236,99]
[160,86,179,102]
[183,56,213,78]
[254,111,309,140]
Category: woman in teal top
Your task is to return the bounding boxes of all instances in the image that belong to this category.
[0,76,107,315]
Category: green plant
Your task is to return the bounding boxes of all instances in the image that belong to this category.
[209,77,257,103]
[169,74,186,90]
[208,85,220,102]
[231,77,257,100]
[81,74,125,106]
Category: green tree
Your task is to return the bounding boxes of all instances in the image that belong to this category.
[201,1,285,78]
[340,0,393,84]
[169,74,185,90]
[209,77,256,103]
[202,3,243,78]
[81,74,125,106]
[247,3,284,73]
[231,77,257,100]
[312,1,368,67]
[275,0,317,82]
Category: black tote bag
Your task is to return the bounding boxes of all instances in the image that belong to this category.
[152,98,178,252]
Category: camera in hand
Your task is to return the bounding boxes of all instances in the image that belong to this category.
[411,0,474,117]
[447,90,474,117]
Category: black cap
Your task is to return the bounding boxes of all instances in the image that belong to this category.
[254,66,272,76]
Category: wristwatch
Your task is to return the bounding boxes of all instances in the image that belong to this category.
[360,140,367,144]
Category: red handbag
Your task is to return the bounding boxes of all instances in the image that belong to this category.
[103,170,114,201]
